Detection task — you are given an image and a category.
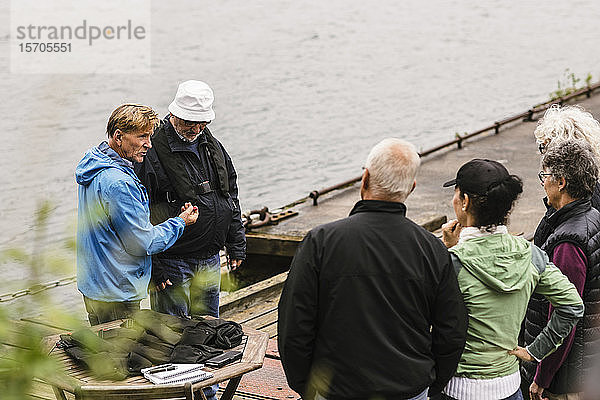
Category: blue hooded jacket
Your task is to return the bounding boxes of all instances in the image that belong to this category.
[76,141,185,302]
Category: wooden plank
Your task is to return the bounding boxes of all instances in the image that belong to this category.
[246,232,303,257]
[22,315,89,333]
[2,321,50,348]
[239,308,277,332]
[28,379,65,400]
[262,323,278,340]
[221,292,280,324]
[220,272,287,315]
[420,215,447,232]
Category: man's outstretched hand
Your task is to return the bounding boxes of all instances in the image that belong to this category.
[178,202,199,226]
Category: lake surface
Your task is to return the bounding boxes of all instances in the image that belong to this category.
[0,0,599,291]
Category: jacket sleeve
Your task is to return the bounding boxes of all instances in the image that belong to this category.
[429,253,468,396]
[105,178,185,257]
[277,231,320,396]
[534,242,587,388]
[223,146,246,260]
[528,245,584,361]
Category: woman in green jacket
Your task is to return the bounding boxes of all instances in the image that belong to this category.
[439,159,583,400]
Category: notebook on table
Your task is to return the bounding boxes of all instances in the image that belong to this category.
[141,363,214,385]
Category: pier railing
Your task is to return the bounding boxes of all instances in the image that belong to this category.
[304,81,600,206]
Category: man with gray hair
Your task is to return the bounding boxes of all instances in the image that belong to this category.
[278,138,468,400]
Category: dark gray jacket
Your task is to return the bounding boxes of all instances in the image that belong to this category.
[134,118,245,262]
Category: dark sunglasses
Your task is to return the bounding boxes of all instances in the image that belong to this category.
[181,119,211,127]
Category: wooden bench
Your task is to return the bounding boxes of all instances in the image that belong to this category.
[40,319,269,400]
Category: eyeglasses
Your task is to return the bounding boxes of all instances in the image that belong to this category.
[538,171,553,183]
[180,119,211,128]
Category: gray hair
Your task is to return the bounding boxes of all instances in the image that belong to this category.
[542,139,599,200]
[365,138,421,202]
[535,104,600,160]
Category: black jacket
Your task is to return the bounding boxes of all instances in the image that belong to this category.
[277,200,468,400]
[533,182,600,246]
[134,118,246,261]
[522,199,600,394]
[520,184,600,353]
[60,309,243,380]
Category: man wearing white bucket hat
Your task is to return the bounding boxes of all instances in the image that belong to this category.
[135,79,245,359]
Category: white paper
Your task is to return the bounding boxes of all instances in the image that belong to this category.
[141,364,214,385]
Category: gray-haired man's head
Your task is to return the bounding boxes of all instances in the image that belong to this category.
[362,138,421,203]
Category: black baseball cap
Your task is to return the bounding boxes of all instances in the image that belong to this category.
[443,159,509,195]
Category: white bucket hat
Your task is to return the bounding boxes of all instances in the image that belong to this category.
[168,80,216,121]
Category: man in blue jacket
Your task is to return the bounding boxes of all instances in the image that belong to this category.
[76,104,199,326]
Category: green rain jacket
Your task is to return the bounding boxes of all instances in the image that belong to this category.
[450,233,583,379]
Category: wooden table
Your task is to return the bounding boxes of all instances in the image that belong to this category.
[41,318,269,400]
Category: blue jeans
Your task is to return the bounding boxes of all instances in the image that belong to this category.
[150,253,221,318]
[408,388,428,400]
[150,253,221,400]
[440,388,523,400]
[505,388,525,400]
[315,387,428,400]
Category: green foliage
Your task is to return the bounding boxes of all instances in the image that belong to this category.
[220,269,239,293]
[0,200,84,400]
[0,321,63,399]
[550,68,593,100]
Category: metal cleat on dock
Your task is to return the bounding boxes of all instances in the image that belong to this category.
[243,208,298,230]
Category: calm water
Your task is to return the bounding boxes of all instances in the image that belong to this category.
[0,0,599,291]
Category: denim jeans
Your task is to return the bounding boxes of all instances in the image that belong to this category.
[315,387,428,400]
[506,388,525,400]
[439,387,524,400]
[410,388,429,400]
[150,253,221,400]
[150,253,221,318]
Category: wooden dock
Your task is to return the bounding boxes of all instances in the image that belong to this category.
[247,90,600,255]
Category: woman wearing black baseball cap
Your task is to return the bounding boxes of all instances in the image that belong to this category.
[437,159,584,400]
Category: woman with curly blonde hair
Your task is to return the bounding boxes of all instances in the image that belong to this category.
[534,104,600,159]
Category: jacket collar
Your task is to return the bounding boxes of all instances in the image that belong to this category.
[98,141,133,170]
[349,199,407,216]
[458,225,508,244]
[546,198,592,229]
